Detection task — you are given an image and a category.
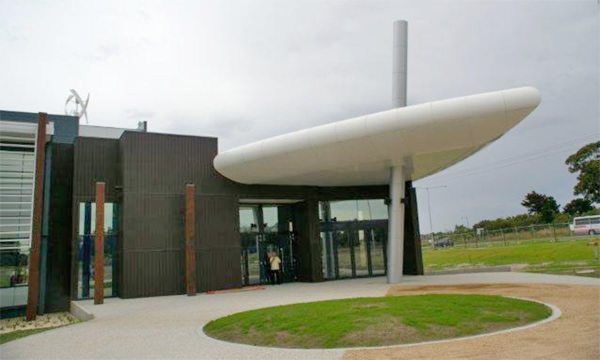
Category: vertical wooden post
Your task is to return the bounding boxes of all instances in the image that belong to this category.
[94,182,105,305]
[185,184,197,296]
[26,113,47,321]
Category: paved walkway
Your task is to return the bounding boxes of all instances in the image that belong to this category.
[1,273,598,360]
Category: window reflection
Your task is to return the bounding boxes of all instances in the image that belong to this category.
[77,202,118,299]
[319,199,388,280]
[0,250,29,307]
[324,199,388,222]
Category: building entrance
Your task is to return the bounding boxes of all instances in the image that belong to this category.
[239,204,296,286]
[319,200,388,280]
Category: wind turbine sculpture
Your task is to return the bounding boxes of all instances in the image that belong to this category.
[65,89,90,123]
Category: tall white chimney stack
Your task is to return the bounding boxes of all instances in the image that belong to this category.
[392,20,408,108]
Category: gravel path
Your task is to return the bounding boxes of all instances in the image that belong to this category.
[344,283,600,360]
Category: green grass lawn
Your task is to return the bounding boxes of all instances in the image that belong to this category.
[0,328,52,345]
[424,239,600,277]
[204,294,551,348]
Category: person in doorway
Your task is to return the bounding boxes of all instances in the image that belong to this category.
[9,271,16,287]
[262,251,272,284]
[269,251,282,285]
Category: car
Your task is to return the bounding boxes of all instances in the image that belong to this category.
[570,215,600,236]
[434,237,454,248]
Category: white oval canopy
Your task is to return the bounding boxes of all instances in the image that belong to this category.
[214,87,541,186]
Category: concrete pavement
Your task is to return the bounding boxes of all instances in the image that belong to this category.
[1,273,598,359]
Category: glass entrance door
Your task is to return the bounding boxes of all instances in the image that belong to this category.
[319,199,388,280]
[240,206,260,285]
[240,204,296,285]
[321,221,387,279]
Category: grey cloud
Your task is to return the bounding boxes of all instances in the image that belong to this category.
[0,0,597,232]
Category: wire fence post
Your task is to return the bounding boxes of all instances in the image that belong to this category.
[437,222,571,249]
[569,222,573,237]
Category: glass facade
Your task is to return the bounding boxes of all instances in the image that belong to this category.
[0,249,29,308]
[320,199,388,280]
[77,202,118,299]
[0,120,37,310]
[240,204,296,285]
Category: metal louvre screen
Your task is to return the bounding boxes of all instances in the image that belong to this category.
[0,121,37,251]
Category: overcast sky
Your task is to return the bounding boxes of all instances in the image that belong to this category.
[1,0,598,232]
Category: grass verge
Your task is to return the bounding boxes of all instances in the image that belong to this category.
[0,312,79,345]
[0,327,53,345]
[424,239,600,277]
[204,294,551,348]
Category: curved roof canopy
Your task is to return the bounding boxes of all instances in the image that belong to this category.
[214,87,541,186]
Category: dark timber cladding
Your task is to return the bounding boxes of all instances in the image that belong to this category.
[94,182,105,304]
[116,131,390,298]
[26,113,47,321]
[119,132,240,298]
[72,130,419,299]
[71,137,120,300]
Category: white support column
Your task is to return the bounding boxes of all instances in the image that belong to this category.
[387,20,408,283]
[387,166,406,283]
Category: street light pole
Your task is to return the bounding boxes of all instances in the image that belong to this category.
[426,188,434,249]
[416,185,447,249]
[462,216,470,228]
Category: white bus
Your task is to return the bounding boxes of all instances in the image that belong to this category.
[570,215,600,236]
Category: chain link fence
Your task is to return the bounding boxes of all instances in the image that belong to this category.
[422,223,585,248]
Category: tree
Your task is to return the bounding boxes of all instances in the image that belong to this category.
[565,141,600,204]
[521,191,560,223]
[453,224,469,233]
[563,198,594,216]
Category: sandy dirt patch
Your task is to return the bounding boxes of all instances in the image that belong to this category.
[343,283,600,360]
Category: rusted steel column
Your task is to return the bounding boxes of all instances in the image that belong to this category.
[26,113,47,321]
[94,182,105,305]
[185,184,197,296]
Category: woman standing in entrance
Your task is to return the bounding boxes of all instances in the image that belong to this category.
[269,251,282,285]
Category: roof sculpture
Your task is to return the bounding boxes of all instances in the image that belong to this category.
[214,86,541,186]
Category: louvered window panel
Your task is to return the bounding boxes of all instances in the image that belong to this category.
[0,121,37,251]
